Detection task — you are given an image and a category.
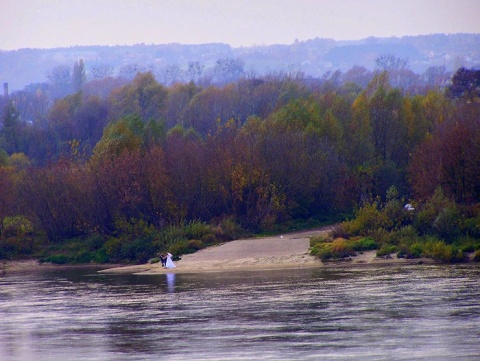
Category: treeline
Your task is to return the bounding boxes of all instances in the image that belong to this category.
[0,66,479,263]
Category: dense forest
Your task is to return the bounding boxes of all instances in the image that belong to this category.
[1,57,479,264]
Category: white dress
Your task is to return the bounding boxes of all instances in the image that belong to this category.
[165,253,176,268]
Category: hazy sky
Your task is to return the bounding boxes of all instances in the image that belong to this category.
[1,0,480,50]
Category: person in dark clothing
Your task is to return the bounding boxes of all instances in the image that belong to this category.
[159,253,167,267]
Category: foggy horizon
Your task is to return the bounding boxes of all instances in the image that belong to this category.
[2,0,480,51]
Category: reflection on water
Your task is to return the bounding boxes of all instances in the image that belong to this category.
[0,265,479,360]
[166,273,175,293]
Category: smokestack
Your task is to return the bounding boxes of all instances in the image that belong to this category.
[3,83,8,97]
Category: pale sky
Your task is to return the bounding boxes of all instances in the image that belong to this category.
[1,0,479,50]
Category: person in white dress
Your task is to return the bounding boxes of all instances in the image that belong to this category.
[165,252,176,268]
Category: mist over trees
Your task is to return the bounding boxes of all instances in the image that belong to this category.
[1,42,480,262]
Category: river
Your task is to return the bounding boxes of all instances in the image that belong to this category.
[1,264,479,360]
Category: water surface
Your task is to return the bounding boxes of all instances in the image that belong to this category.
[1,265,479,360]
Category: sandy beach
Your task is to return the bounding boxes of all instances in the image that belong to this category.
[99,225,433,275]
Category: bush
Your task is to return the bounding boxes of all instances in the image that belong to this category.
[184,221,212,240]
[310,242,333,260]
[218,217,244,240]
[376,244,396,257]
[310,235,331,248]
[353,237,378,251]
[167,240,190,257]
[0,235,39,259]
[201,233,219,245]
[433,206,460,241]
[370,227,391,245]
[331,238,356,258]
[473,250,480,262]
[423,238,465,262]
[342,203,388,236]
[187,239,205,251]
[311,238,355,260]
[463,216,480,238]
[414,187,455,235]
[41,254,70,264]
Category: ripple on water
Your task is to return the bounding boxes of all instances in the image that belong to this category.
[0,265,479,360]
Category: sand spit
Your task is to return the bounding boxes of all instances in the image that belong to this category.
[100,226,434,275]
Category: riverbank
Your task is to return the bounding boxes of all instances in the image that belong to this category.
[99,226,436,275]
[1,226,442,276]
[1,260,114,275]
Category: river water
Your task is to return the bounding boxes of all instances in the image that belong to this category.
[0,264,479,360]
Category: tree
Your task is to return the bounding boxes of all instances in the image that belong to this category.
[164,82,200,128]
[0,101,21,154]
[17,161,90,240]
[162,64,182,86]
[0,166,15,235]
[91,115,145,162]
[48,64,72,98]
[213,58,244,84]
[108,72,167,121]
[72,59,86,92]
[90,63,113,80]
[447,67,480,102]
[375,54,408,71]
[187,61,204,82]
[409,115,480,203]
[342,65,373,88]
[422,66,450,90]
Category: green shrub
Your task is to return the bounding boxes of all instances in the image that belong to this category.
[393,225,420,246]
[92,248,109,263]
[455,237,479,253]
[423,238,465,262]
[167,240,190,256]
[161,225,187,245]
[433,206,460,242]
[330,238,356,258]
[370,227,391,245]
[41,254,70,264]
[218,217,244,240]
[187,239,205,251]
[397,242,424,259]
[414,187,455,235]
[376,244,396,257]
[201,233,218,245]
[310,238,355,261]
[342,202,388,236]
[353,237,378,251]
[382,198,410,231]
[2,215,34,237]
[310,235,331,248]
[310,242,333,260]
[463,217,480,238]
[184,221,212,240]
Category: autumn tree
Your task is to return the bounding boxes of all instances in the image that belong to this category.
[17,161,91,240]
[164,82,200,129]
[164,125,213,223]
[72,59,86,92]
[409,112,480,203]
[447,67,480,102]
[108,72,167,121]
[91,114,164,163]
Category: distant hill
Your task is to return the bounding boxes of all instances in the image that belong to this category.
[1,33,479,92]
